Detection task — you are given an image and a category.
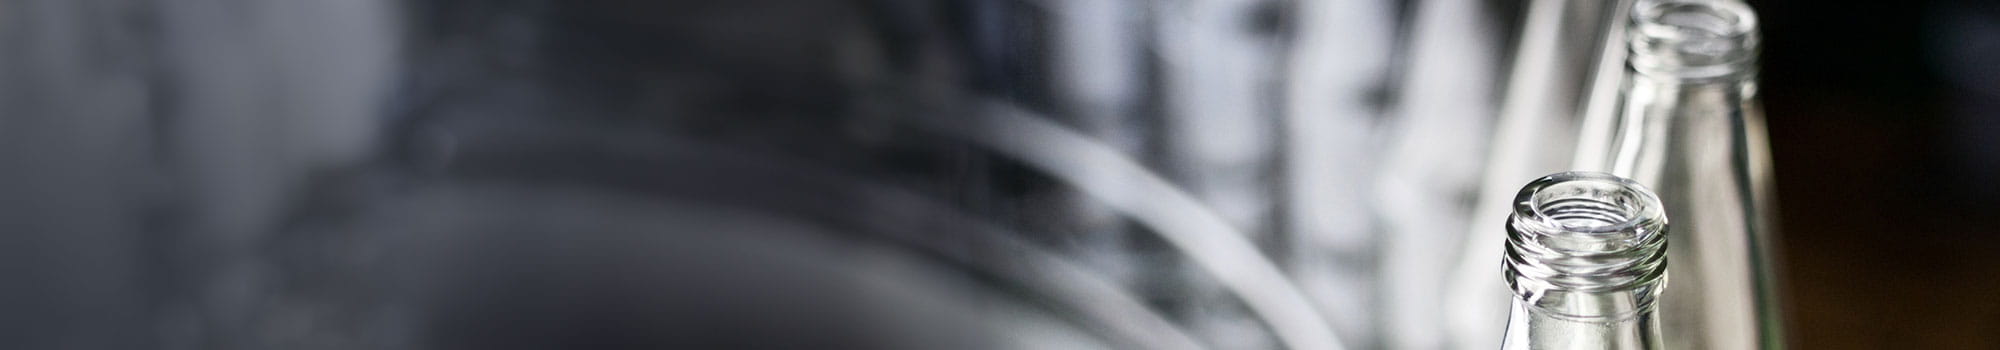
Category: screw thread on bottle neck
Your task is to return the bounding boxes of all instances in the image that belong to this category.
[1504,171,1669,321]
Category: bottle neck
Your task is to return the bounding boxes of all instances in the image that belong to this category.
[1500,172,1668,350]
[1503,299,1663,350]
[1596,0,1763,186]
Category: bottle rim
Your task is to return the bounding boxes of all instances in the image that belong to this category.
[1629,0,1761,80]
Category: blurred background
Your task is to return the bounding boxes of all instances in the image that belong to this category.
[0,0,1992,349]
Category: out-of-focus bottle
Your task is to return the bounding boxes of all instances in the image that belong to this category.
[1574,0,1784,348]
[1500,172,1669,350]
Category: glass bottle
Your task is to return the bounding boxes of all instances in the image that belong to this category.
[1576,1,1783,348]
[1500,171,1669,350]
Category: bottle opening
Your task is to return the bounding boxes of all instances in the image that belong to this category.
[1530,180,1644,232]
[1518,172,1662,234]
[1650,2,1747,39]
[1629,0,1760,77]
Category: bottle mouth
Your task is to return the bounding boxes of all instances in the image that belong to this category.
[1504,172,1669,320]
[1629,0,1760,79]
[1512,172,1665,241]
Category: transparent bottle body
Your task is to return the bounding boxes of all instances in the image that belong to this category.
[1498,172,1669,350]
[1576,1,1784,349]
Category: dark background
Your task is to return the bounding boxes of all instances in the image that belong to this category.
[1754,0,2000,347]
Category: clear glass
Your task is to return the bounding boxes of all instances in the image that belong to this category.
[1500,172,1669,350]
[1576,1,1785,349]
